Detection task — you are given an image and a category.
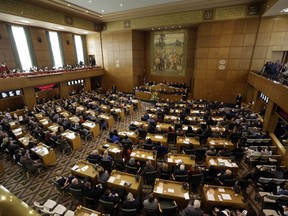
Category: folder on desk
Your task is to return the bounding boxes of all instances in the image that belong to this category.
[221,194,232,200]
[72,165,79,171]
[108,176,116,183]
[207,193,215,201]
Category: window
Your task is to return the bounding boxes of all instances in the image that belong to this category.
[48,31,63,68]
[11,26,33,71]
[74,35,85,64]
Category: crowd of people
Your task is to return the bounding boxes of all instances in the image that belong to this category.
[260,60,288,86]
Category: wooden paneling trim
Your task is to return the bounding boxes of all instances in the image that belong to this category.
[0,69,104,92]
[248,72,288,113]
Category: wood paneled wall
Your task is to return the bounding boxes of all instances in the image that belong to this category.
[0,22,16,69]
[61,32,77,66]
[251,16,288,71]
[194,18,260,103]
[101,30,133,92]
[29,27,51,67]
[86,33,103,67]
[0,96,24,111]
[132,31,145,87]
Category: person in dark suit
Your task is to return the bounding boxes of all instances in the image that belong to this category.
[181,200,204,216]
[83,182,104,200]
[101,188,125,205]
[236,93,242,108]
[86,149,102,163]
[121,192,141,212]
[70,178,84,190]
[174,164,187,176]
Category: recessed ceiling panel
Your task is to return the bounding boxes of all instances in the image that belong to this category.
[65,0,184,14]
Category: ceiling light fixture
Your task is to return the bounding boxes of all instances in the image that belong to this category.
[89,0,91,2]
[152,28,154,30]
[86,10,89,13]
[172,26,174,29]
[120,4,123,6]
[68,4,70,6]
[101,9,105,13]
[281,8,288,13]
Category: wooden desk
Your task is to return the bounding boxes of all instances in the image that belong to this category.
[82,121,100,138]
[210,125,226,133]
[39,118,52,129]
[69,115,81,123]
[126,105,133,115]
[167,153,195,170]
[71,160,98,183]
[207,138,234,150]
[98,114,115,127]
[130,149,156,166]
[185,116,203,124]
[156,123,173,132]
[85,109,98,116]
[155,102,169,107]
[202,185,246,213]
[182,124,200,132]
[31,143,56,166]
[100,104,110,113]
[74,205,101,216]
[107,170,142,196]
[159,94,183,102]
[118,131,139,144]
[146,133,167,145]
[18,134,36,148]
[153,179,189,209]
[132,99,141,109]
[135,91,151,100]
[35,112,45,120]
[110,108,125,119]
[176,136,200,153]
[130,121,148,128]
[9,121,20,129]
[98,143,122,158]
[12,127,26,138]
[190,109,205,115]
[60,111,71,118]
[211,116,224,122]
[164,115,180,123]
[205,156,238,174]
[61,130,82,150]
[48,123,60,133]
[169,108,182,115]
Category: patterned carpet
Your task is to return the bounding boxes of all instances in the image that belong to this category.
[0,100,263,215]
[0,101,150,212]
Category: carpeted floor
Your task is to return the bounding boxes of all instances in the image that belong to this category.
[0,101,263,215]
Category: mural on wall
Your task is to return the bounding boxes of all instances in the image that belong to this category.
[151,31,186,76]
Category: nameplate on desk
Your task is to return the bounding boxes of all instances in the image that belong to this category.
[167,188,174,193]
[72,165,79,171]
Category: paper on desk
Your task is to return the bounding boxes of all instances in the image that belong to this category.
[141,154,145,158]
[72,165,79,170]
[210,140,215,145]
[184,140,190,144]
[90,213,99,216]
[218,188,225,192]
[167,188,174,193]
[221,194,232,200]
[167,158,173,162]
[207,193,215,201]
[120,180,126,186]
[104,144,110,148]
[130,152,136,157]
[155,135,163,139]
[147,156,153,160]
[116,175,121,179]
[231,162,237,167]
[158,182,164,187]
[108,176,116,183]
[184,192,190,200]
[156,187,163,194]
[217,158,224,162]
[209,159,216,165]
[81,165,89,172]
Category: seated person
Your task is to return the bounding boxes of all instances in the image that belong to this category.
[204,165,220,183]
[141,160,156,175]
[121,192,141,212]
[127,157,141,174]
[83,182,104,200]
[86,149,102,163]
[277,182,288,196]
[217,169,233,185]
[19,151,44,170]
[159,162,170,178]
[181,199,204,216]
[143,193,158,213]
[155,143,168,159]
[173,164,187,176]
[100,188,125,205]
[97,167,110,184]
[206,146,217,156]
[70,178,84,190]
[55,170,74,188]
[101,150,113,162]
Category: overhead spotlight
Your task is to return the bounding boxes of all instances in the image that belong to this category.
[158,28,161,30]
[281,8,288,13]
[179,26,182,28]
[89,0,92,2]
[101,9,105,12]
[68,4,70,6]
[165,27,167,29]
[152,28,154,30]
[172,26,174,28]
[86,10,89,13]
[120,4,123,6]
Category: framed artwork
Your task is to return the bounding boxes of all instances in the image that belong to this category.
[151,30,186,76]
